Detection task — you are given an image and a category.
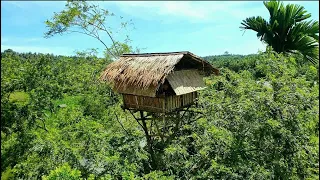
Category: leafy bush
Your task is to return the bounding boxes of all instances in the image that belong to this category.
[42,163,82,180]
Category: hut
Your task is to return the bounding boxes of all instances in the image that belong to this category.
[100,51,219,113]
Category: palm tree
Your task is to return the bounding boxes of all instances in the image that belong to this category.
[240,0,319,64]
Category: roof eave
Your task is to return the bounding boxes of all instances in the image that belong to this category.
[184,53,219,76]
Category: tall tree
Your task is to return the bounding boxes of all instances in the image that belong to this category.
[44,0,136,59]
[240,0,319,64]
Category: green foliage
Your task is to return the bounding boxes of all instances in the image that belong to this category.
[42,163,82,180]
[74,48,99,59]
[1,49,318,179]
[1,167,14,180]
[198,51,318,179]
[240,0,319,64]
[143,171,175,180]
[9,91,30,106]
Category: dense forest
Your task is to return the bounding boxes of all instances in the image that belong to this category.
[2,0,319,179]
[1,48,319,179]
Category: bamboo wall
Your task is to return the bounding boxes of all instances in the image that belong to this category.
[122,92,197,113]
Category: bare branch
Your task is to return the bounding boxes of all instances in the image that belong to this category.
[114,112,130,136]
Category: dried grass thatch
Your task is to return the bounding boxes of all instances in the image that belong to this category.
[100,51,218,92]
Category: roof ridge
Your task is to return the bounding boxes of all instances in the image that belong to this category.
[121,51,190,57]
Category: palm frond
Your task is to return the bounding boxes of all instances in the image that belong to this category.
[241,0,319,64]
[263,0,280,24]
[240,16,269,40]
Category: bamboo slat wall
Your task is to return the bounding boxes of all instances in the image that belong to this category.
[123,94,165,112]
[123,91,197,113]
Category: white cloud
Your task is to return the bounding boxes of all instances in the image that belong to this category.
[155,2,208,19]
[101,1,318,24]
[102,1,266,23]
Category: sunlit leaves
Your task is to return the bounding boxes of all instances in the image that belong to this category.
[42,163,82,180]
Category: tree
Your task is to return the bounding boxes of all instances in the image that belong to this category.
[74,48,99,58]
[44,1,135,59]
[42,163,83,180]
[240,0,319,64]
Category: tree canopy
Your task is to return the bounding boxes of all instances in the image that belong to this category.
[1,49,318,179]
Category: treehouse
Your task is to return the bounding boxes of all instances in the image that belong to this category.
[100,51,219,113]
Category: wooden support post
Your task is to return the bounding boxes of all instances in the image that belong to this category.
[140,111,157,170]
[173,111,181,134]
[154,119,165,143]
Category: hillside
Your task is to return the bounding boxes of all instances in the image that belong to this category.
[1,49,319,179]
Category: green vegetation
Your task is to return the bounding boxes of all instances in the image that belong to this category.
[240,0,319,64]
[42,163,83,180]
[1,48,318,179]
[1,0,319,179]
[9,91,30,106]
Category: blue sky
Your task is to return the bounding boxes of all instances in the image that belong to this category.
[1,1,319,57]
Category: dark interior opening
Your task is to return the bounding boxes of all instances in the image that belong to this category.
[175,56,211,76]
[156,80,175,97]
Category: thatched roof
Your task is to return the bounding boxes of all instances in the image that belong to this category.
[167,70,207,96]
[100,51,219,94]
